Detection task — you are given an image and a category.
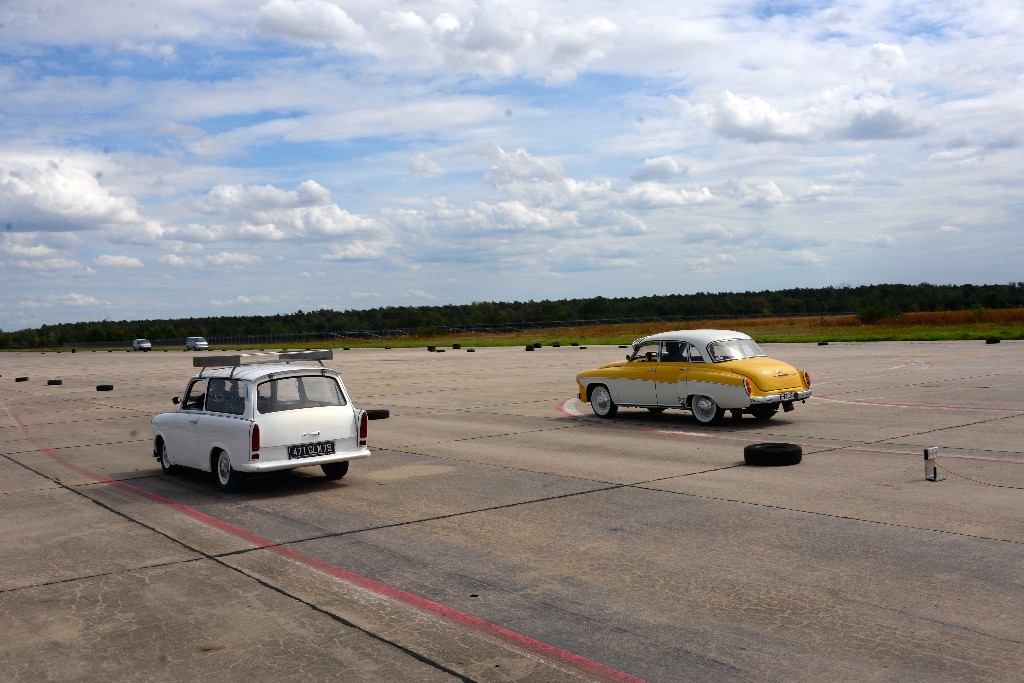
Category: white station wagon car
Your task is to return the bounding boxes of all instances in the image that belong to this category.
[576,329,812,424]
[151,350,373,491]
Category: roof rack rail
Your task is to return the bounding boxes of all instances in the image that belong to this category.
[193,349,333,369]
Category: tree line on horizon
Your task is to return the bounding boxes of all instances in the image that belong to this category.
[2,282,1023,349]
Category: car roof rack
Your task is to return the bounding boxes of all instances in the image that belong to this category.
[193,349,333,371]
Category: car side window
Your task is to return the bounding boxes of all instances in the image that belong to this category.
[632,342,660,362]
[660,341,686,362]
[205,378,245,415]
[182,379,208,411]
[688,344,706,363]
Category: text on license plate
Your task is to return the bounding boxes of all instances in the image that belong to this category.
[288,441,336,459]
[779,392,797,401]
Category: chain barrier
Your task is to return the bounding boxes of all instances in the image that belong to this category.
[934,461,1024,490]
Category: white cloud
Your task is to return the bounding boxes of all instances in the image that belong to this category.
[409,152,445,179]
[630,156,687,181]
[2,0,1022,328]
[93,254,144,268]
[0,155,161,239]
[21,292,109,308]
[256,0,375,52]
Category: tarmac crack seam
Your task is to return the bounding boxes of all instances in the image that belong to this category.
[216,482,629,555]
[857,411,1024,447]
[366,445,1024,549]
[2,403,649,683]
[635,472,1024,546]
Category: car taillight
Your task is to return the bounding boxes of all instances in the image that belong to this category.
[742,377,752,396]
[251,423,260,458]
[358,411,368,447]
[803,370,811,388]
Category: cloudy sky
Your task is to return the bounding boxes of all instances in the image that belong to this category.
[1,1,1022,330]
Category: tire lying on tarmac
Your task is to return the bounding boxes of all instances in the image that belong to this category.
[744,442,802,466]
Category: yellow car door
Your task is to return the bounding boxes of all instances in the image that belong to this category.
[652,341,689,406]
[615,341,660,405]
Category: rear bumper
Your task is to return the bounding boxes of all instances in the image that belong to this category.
[239,448,371,473]
[749,389,812,405]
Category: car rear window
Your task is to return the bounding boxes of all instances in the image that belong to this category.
[256,375,347,413]
[707,339,765,362]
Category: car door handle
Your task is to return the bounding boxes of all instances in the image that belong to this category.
[188,419,198,424]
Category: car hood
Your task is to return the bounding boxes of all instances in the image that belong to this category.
[578,360,629,375]
[725,357,804,391]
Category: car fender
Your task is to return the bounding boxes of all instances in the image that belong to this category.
[685,375,750,410]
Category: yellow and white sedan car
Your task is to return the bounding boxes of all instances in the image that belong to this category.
[576,329,811,424]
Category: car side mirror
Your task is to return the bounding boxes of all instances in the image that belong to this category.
[172,396,180,405]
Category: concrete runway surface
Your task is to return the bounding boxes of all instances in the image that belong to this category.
[1,340,1022,682]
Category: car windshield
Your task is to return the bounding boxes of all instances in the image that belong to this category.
[706,338,765,362]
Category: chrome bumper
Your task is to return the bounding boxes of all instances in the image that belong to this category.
[749,389,812,405]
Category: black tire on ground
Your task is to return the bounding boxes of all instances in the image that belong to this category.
[16,377,29,382]
[96,384,114,391]
[47,379,63,385]
[214,451,245,492]
[985,337,1000,344]
[159,442,177,474]
[366,409,390,420]
[321,461,350,480]
[744,442,802,466]
[590,385,618,418]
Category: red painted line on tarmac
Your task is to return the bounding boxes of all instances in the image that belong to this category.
[3,402,646,683]
[813,395,1024,412]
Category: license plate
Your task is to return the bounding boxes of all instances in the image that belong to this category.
[779,392,797,401]
[288,441,336,459]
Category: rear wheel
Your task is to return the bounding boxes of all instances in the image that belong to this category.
[321,461,350,480]
[214,451,246,492]
[590,385,618,417]
[751,405,778,421]
[691,395,723,425]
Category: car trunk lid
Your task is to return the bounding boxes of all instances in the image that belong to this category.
[724,357,805,392]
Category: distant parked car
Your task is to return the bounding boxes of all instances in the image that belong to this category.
[185,336,208,351]
[576,329,812,424]
[132,338,152,351]
[150,350,375,491]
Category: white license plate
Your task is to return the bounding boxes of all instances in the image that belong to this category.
[288,441,336,459]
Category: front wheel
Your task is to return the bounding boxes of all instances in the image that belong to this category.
[590,385,618,418]
[691,395,723,425]
[214,451,246,492]
[159,442,177,474]
[321,461,350,480]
